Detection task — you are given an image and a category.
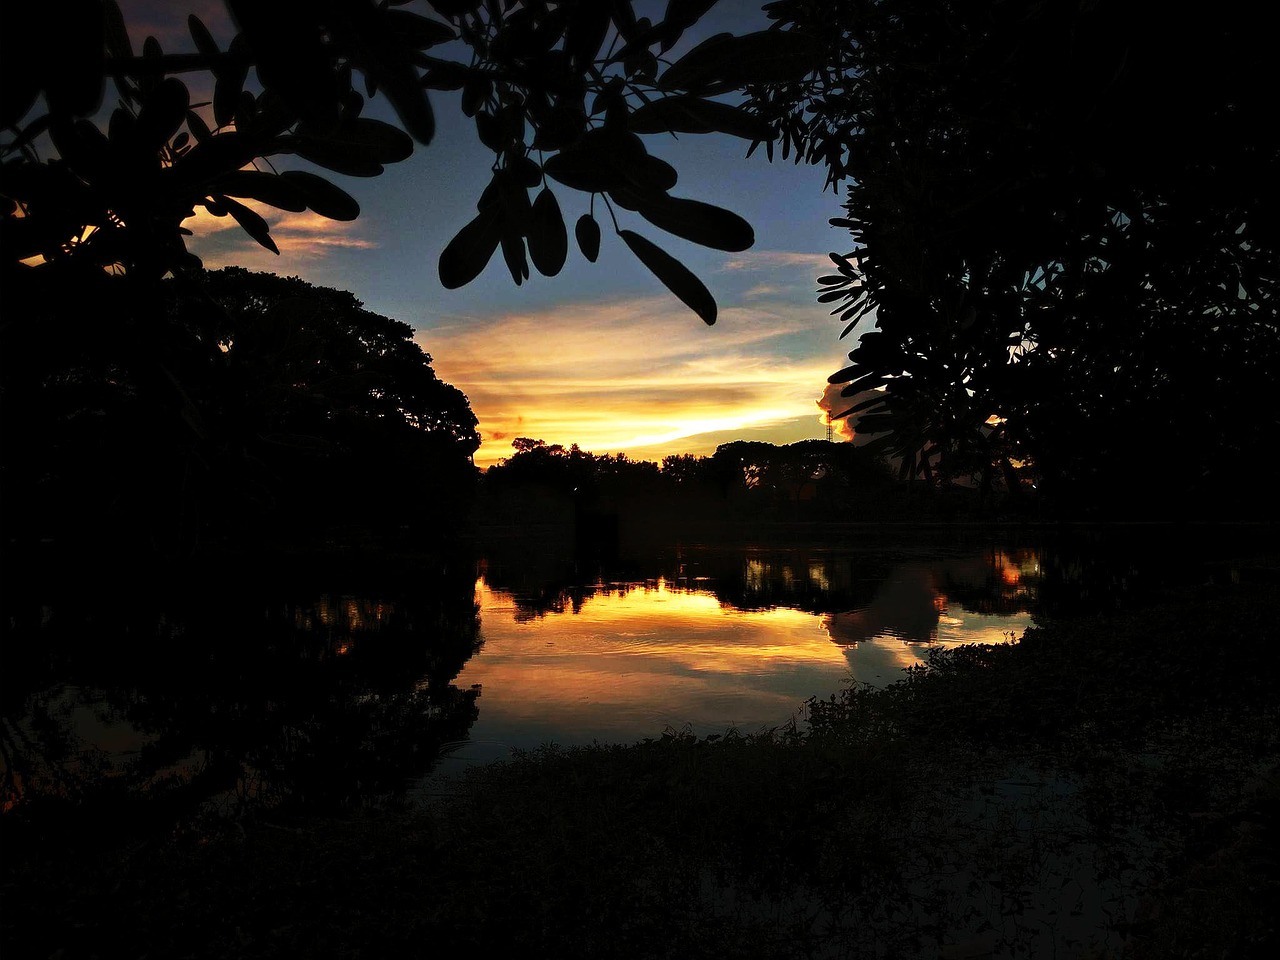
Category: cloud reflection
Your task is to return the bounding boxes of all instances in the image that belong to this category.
[455,577,848,745]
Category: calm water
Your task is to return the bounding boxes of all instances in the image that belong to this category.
[4,524,1262,815]
[440,544,1036,765]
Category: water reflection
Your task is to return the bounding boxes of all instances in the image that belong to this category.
[823,550,1038,646]
[1,562,482,821]
[447,544,1039,755]
[11,526,1252,813]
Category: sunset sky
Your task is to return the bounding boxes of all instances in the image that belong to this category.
[122,1,862,467]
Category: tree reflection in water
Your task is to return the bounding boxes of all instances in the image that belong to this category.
[1,557,482,825]
[482,536,1042,631]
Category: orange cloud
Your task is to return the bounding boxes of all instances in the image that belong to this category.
[815,381,867,443]
[183,200,377,272]
[453,578,849,739]
[420,297,846,466]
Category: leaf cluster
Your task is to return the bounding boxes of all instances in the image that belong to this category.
[2,1,434,278]
[1,1,822,322]
[434,1,820,322]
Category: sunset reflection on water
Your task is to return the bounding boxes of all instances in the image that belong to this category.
[447,552,1036,758]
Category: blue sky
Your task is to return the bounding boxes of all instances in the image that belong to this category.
[125,1,862,465]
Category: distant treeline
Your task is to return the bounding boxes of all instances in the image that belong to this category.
[478,437,1012,530]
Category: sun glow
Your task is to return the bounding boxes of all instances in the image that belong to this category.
[452,577,849,742]
[452,567,1033,747]
[420,297,844,466]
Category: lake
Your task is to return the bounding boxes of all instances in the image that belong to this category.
[440,539,1037,766]
[1,523,1261,815]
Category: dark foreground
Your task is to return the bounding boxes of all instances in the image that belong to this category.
[4,574,1278,959]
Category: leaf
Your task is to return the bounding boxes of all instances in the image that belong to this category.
[664,0,720,35]
[492,174,532,233]
[626,155,678,193]
[6,115,51,154]
[828,366,861,385]
[565,2,611,69]
[620,229,716,324]
[629,96,774,141]
[419,58,469,91]
[530,102,587,151]
[657,32,734,91]
[188,15,219,60]
[172,132,257,188]
[500,231,528,285]
[835,370,887,396]
[103,1,134,61]
[474,112,502,151]
[439,206,502,288]
[43,3,105,117]
[841,392,890,415]
[576,214,601,262]
[289,136,385,178]
[660,31,819,92]
[528,188,568,277]
[461,75,491,117]
[632,195,754,252]
[512,156,542,188]
[218,195,278,254]
[290,118,413,176]
[544,150,620,193]
[546,128,674,196]
[359,33,437,144]
[215,171,308,213]
[280,170,360,221]
[108,107,136,146]
[185,110,212,142]
[135,78,190,153]
[213,36,249,128]
[383,10,456,49]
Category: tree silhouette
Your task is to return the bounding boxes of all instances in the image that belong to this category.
[184,268,482,542]
[754,0,1280,516]
[1,266,482,554]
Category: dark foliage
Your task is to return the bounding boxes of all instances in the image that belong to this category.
[185,268,481,543]
[0,1,806,320]
[0,266,480,555]
[754,0,1280,517]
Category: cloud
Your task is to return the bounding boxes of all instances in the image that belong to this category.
[419,297,844,466]
[816,381,881,444]
[183,201,377,272]
[716,251,852,302]
[720,250,834,273]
